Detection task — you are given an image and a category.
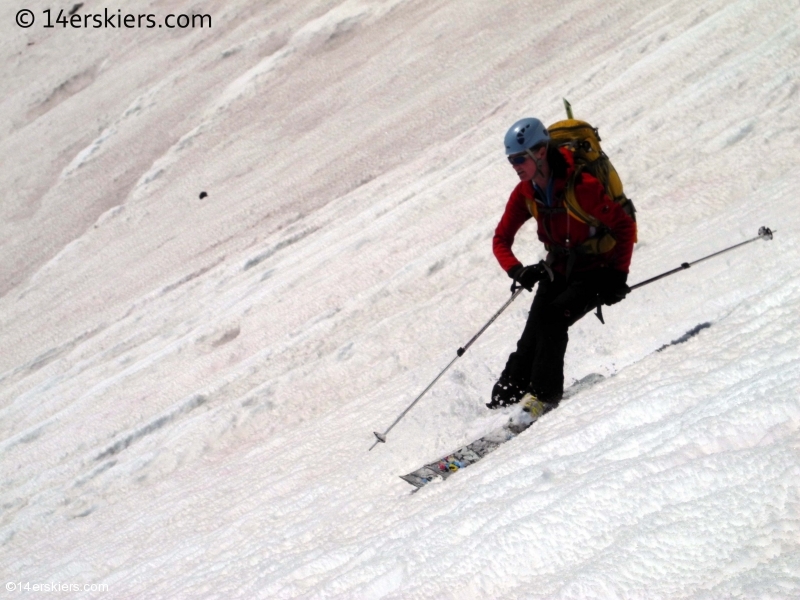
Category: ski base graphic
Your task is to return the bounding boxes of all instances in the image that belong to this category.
[400,374,605,489]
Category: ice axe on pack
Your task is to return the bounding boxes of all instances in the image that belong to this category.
[370,226,774,449]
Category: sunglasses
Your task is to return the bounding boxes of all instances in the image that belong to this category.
[507,153,529,166]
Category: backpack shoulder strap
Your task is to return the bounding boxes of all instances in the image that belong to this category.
[526,198,538,220]
[522,181,538,220]
[563,167,601,228]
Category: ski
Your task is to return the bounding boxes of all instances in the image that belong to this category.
[400,373,605,489]
[398,321,715,490]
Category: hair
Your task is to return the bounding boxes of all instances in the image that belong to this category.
[546,144,568,179]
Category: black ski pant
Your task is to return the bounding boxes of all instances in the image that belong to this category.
[495,272,601,404]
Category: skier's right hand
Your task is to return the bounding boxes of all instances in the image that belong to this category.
[508,262,551,292]
[595,268,630,305]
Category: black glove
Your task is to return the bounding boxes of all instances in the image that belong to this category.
[595,268,630,305]
[508,262,551,292]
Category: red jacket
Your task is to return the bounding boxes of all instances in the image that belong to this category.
[493,148,635,276]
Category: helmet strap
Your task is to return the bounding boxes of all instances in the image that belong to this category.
[527,145,549,179]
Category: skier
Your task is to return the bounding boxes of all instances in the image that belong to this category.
[489,117,636,415]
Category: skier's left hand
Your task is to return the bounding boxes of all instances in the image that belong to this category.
[596,268,630,305]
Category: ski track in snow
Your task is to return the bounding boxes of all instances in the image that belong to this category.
[1,0,800,598]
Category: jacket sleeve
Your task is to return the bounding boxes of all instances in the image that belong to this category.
[575,177,636,273]
[493,185,532,272]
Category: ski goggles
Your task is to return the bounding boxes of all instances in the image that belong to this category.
[507,153,530,165]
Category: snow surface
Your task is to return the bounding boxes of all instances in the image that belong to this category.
[1,0,799,598]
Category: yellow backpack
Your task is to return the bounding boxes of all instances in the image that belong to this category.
[547,100,638,251]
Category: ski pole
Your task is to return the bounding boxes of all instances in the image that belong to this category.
[370,287,525,450]
[371,227,774,448]
[629,226,774,291]
[593,226,774,323]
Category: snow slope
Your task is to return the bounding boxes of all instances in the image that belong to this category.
[1,0,799,597]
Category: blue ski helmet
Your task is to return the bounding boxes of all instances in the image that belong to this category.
[504,118,550,155]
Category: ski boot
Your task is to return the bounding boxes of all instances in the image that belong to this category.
[521,394,558,419]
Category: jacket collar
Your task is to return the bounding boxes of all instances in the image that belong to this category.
[530,147,575,206]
